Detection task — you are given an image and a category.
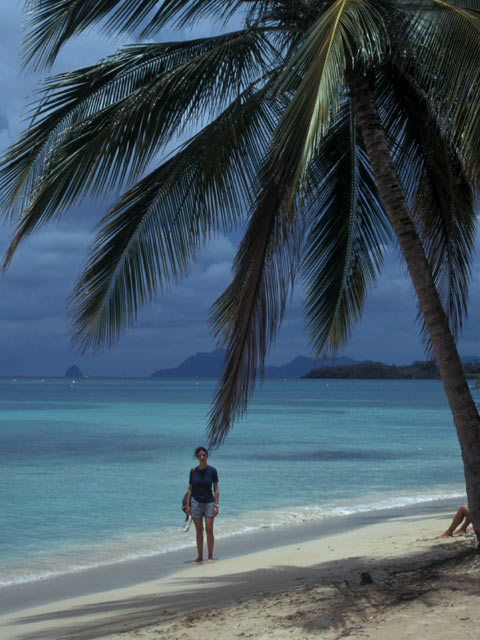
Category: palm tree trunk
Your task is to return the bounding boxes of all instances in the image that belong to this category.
[349,72,480,543]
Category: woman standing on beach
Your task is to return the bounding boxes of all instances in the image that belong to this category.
[185,446,219,562]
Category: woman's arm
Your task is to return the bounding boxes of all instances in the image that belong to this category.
[213,482,219,517]
[185,482,193,516]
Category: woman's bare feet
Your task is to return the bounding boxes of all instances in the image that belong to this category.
[456,526,474,536]
[193,557,203,563]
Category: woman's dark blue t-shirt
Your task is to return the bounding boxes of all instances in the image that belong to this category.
[190,465,218,503]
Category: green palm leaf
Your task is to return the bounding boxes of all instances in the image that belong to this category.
[208,172,303,445]
[303,100,390,356]
[141,0,250,37]
[272,0,388,198]
[401,0,480,177]
[23,0,257,69]
[68,83,283,351]
[207,0,391,444]
[23,0,169,69]
[1,29,275,261]
[376,64,476,343]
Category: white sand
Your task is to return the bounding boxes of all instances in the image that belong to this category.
[1,508,478,639]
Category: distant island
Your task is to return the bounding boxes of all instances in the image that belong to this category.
[65,365,85,378]
[151,350,358,379]
[303,359,480,379]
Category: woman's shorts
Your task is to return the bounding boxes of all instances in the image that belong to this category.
[190,498,215,518]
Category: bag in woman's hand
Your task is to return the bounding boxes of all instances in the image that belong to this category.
[181,492,192,532]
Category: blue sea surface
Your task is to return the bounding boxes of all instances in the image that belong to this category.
[0,377,470,585]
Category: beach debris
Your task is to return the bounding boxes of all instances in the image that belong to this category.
[161,609,177,616]
[363,611,380,620]
[359,572,374,585]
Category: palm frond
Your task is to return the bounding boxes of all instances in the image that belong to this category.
[376,64,476,347]
[303,100,390,356]
[400,0,480,179]
[68,83,283,351]
[141,0,251,37]
[208,173,303,446]
[23,0,164,69]
[204,0,391,444]
[1,30,275,255]
[272,0,389,207]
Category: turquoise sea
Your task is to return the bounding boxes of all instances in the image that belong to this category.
[1,377,470,587]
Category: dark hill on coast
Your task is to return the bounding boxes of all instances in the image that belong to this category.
[263,354,357,378]
[151,351,358,379]
[65,365,84,378]
[304,359,480,379]
[151,350,225,379]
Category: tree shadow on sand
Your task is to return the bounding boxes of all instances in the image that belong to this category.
[11,536,478,640]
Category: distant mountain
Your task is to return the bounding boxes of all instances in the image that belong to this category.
[151,350,226,378]
[65,365,84,378]
[151,351,358,379]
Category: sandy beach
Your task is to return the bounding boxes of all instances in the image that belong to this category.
[1,504,478,640]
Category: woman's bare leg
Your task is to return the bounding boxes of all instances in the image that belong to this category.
[441,505,469,537]
[205,516,214,561]
[193,517,204,561]
[456,508,472,534]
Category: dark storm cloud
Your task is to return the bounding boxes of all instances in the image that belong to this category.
[0,4,478,377]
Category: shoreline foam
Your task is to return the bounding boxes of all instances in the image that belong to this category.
[0,489,465,588]
[0,495,464,617]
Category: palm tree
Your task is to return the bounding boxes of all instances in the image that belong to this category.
[2,0,480,537]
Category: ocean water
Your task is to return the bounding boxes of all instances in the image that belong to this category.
[0,377,471,586]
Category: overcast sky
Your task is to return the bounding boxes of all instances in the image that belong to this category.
[0,2,478,377]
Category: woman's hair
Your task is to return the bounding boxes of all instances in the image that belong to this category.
[194,446,208,457]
